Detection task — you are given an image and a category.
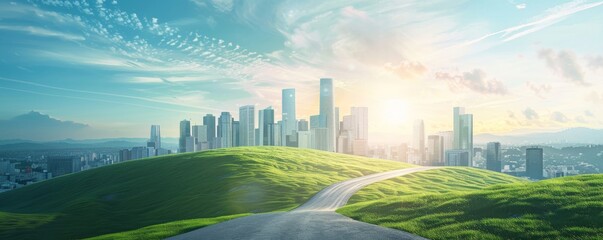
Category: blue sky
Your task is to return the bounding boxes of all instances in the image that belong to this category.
[0,0,602,142]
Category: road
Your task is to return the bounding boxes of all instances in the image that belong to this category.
[168,167,438,240]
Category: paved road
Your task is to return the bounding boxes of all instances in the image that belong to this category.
[169,167,438,240]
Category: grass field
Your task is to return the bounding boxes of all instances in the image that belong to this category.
[0,147,410,239]
[338,169,603,240]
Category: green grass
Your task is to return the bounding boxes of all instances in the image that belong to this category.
[86,214,250,240]
[0,147,410,239]
[338,169,603,240]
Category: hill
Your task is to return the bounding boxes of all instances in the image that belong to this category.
[474,127,603,146]
[338,169,603,239]
[0,147,410,239]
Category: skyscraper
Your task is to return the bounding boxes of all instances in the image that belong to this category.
[179,119,191,153]
[526,147,544,179]
[445,150,470,166]
[453,107,473,166]
[218,112,232,148]
[232,120,240,147]
[486,142,502,172]
[427,135,444,166]
[413,119,425,164]
[282,89,297,136]
[239,105,255,146]
[260,107,275,146]
[203,114,216,149]
[351,107,368,141]
[192,125,208,151]
[298,119,309,131]
[149,125,161,149]
[319,78,335,152]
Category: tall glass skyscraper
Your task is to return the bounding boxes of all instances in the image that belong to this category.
[453,107,473,166]
[486,142,502,172]
[239,105,255,146]
[149,125,161,149]
[319,78,335,152]
[203,114,216,149]
[281,89,297,136]
[218,112,232,148]
[526,147,544,179]
[259,107,275,146]
[179,120,191,153]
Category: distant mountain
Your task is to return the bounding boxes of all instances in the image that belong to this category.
[0,138,179,151]
[475,127,603,146]
[0,111,93,141]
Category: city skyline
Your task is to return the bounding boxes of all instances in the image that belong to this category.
[1,0,603,144]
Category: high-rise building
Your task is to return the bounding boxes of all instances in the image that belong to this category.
[311,128,329,151]
[310,115,321,129]
[413,119,425,164]
[192,125,208,151]
[232,120,240,147]
[486,142,502,172]
[526,147,544,179]
[445,150,470,166]
[297,131,311,148]
[239,105,255,146]
[298,119,309,131]
[427,135,444,166]
[203,114,216,149]
[453,107,473,166]
[282,89,297,136]
[149,125,161,149]
[351,107,368,141]
[438,131,453,154]
[340,115,356,154]
[47,156,81,177]
[274,121,283,146]
[319,78,335,152]
[179,119,191,153]
[218,112,232,148]
[259,107,275,146]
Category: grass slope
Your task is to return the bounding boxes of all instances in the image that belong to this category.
[0,147,410,239]
[339,169,603,240]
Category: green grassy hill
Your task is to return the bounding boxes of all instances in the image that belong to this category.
[0,147,410,239]
[338,168,603,240]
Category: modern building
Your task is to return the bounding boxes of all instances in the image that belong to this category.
[149,125,161,149]
[319,78,336,152]
[218,112,233,148]
[445,150,470,166]
[259,107,275,146]
[351,107,368,141]
[486,142,502,172]
[239,105,255,146]
[47,156,81,177]
[131,146,151,159]
[310,115,322,129]
[453,107,473,166]
[274,121,283,146]
[192,125,209,151]
[297,131,311,148]
[427,135,444,166]
[282,88,297,137]
[526,147,544,179]
[413,119,425,164]
[232,120,240,147]
[119,149,131,162]
[179,119,191,153]
[438,131,453,155]
[203,114,216,149]
[298,119,309,131]
[311,128,329,151]
[184,137,196,152]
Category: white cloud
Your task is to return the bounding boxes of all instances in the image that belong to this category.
[0,25,85,41]
[538,49,587,86]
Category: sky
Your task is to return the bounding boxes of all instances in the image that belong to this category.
[0,0,602,143]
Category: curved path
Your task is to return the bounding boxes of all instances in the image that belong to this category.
[169,166,439,240]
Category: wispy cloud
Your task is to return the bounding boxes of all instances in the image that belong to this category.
[538,49,587,86]
[435,69,509,95]
[0,25,85,41]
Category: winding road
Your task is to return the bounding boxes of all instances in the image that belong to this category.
[168,166,438,240]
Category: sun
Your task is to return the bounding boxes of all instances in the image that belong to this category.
[382,99,409,125]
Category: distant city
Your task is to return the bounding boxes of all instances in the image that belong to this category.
[1,78,601,192]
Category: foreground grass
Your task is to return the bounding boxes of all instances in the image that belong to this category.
[86,214,250,240]
[0,147,410,239]
[339,171,603,240]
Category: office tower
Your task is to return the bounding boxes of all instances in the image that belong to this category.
[297,131,311,148]
[413,119,425,164]
[526,147,544,179]
[119,149,131,162]
[427,135,444,166]
[260,107,275,146]
[179,119,191,153]
[445,150,470,166]
[274,121,283,146]
[351,107,368,141]
[282,89,297,136]
[47,156,81,177]
[310,115,321,129]
[192,125,209,151]
[438,131,453,153]
[340,115,356,154]
[239,105,255,146]
[255,128,261,146]
[298,119,309,131]
[217,112,233,148]
[203,114,216,149]
[184,137,196,152]
[149,125,161,149]
[453,107,473,166]
[232,120,240,147]
[131,146,151,159]
[319,78,336,152]
[311,128,329,151]
[486,142,502,172]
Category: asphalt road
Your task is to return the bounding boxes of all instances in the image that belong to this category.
[168,167,438,240]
